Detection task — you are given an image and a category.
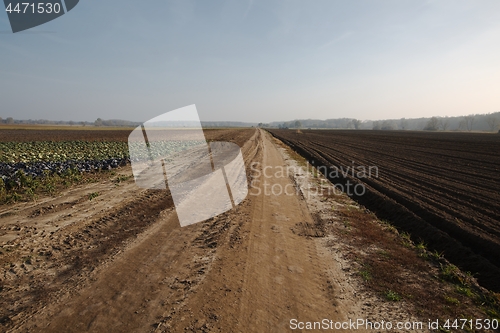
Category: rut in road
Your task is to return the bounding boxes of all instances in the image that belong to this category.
[166,129,347,332]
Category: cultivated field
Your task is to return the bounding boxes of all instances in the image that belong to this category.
[1,126,499,332]
[269,129,500,291]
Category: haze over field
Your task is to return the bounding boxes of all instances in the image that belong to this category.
[1,0,499,123]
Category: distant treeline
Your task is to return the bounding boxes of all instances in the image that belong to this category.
[263,111,500,132]
[0,117,140,127]
[0,117,257,128]
[1,112,499,131]
[201,121,258,127]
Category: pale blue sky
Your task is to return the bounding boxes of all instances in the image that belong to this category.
[1,0,499,123]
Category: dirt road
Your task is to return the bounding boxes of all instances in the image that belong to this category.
[2,129,350,332]
[164,129,346,332]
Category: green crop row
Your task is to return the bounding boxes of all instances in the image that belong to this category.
[0,140,207,164]
[0,141,129,164]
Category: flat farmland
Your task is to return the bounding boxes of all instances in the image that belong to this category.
[269,129,500,291]
[2,126,500,331]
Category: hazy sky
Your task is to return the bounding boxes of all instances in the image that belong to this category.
[1,0,499,123]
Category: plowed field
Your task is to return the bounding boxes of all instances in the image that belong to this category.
[269,129,500,291]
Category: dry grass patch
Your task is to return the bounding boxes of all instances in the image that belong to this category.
[329,193,500,324]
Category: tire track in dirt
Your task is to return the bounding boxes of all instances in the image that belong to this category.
[163,130,348,333]
[1,187,174,330]
[235,130,342,331]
